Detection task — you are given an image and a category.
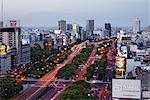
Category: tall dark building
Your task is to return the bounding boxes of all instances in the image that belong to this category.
[105,23,111,37]
[86,20,94,36]
[78,26,82,40]
[58,20,66,32]
[0,21,3,28]
[67,24,72,31]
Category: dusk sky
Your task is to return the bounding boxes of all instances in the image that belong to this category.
[1,0,150,27]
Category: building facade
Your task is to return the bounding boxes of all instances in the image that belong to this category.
[133,19,140,33]
[0,27,31,67]
[0,44,11,74]
[86,20,94,37]
[58,20,66,32]
[105,23,111,37]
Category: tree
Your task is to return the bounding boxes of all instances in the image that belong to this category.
[0,78,23,99]
[85,64,95,80]
[59,80,95,100]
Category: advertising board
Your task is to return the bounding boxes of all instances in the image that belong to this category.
[117,45,128,58]
[112,79,141,99]
[115,57,126,78]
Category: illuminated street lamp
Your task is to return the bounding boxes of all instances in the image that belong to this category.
[64,48,67,50]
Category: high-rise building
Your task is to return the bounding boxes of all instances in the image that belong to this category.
[105,23,111,37]
[67,24,72,31]
[0,21,3,28]
[132,19,140,33]
[58,20,66,32]
[0,27,31,66]
[86,20,94,36]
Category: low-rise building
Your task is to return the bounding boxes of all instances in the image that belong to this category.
[0,44,11,74]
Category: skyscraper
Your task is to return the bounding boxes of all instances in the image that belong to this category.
[132,19,140,33]
[0,21,3,28]
[67,24,72,31]
[58,20,66,32]
[86,20,94,37]
[105,23,111,37]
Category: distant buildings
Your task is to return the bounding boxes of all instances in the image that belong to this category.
[58,20,66,32]
[86,20,94,37]
[0,21,3,28]
[67,24,73,32]
[132,19,140,33]
[105,23,111,37]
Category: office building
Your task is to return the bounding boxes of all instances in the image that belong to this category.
[67,24,72,31]
[86,20,94,36]
[58,20,66,32]
[43,37,53,50]
[0,44,11,74]
[133,19,140,33]
[21,44,31,64]
[0,27,31,66]
[105,23,111,37]
[0,27,22,65]
[0,21,3,28]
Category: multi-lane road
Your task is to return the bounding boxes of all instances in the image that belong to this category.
[14,39,115,100]
[14,42,86,100]
[74,49,97,80]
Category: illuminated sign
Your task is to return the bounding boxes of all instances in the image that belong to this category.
[116,57,125,69]
[112,79,141,99]
[117,45,128,58]
[0,45,7,55]
[73,23,77,30]
[115,57,126,78]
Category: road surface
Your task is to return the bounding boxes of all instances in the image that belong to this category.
[14,42,86,100]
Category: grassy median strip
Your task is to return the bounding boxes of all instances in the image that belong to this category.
[59,80,95,100]
[56,46,93,80]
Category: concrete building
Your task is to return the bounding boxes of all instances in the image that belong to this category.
[0,27,31,66]
[137,69,150,91]
[0,21,3,28]
[105,23,111,37]
[0,44,11,74]
[43,37,54,50]
[0,27,22,65]
[21,44,31,64]
[67,24,72,32]
[0,54,11,74]
[133,19,140,33]
[86,20,94,37]
[58,20,66,32]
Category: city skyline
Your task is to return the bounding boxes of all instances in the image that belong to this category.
[1,0,149,27]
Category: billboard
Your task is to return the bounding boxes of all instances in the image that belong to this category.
[112,79,141,99]
[0,45,7,55]
[115,57,126,78]
[117,45,128,58]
